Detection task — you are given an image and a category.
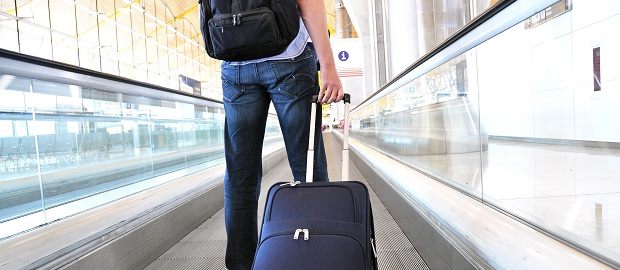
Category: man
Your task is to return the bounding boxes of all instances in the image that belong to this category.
[219,0,344,269]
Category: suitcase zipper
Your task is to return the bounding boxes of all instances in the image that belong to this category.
[260,231,365,249]
[293,228,309,240]
[258,231,368,269]
[371,238,378,258]
[279,181,301,187]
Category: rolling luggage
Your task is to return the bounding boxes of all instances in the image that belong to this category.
[252,94,378,270]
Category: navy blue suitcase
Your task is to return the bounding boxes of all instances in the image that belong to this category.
[252,94,378,270]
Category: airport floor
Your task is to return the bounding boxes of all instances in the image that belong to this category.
[144,133,428,269]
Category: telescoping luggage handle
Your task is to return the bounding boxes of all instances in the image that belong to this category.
[306,93,351,183]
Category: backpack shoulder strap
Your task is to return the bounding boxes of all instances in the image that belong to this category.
[201,0,237,14]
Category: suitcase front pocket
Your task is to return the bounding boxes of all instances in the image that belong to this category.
[267,185,359,223]
[253,233,366,270]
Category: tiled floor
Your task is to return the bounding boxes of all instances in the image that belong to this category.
[144,132,428,270]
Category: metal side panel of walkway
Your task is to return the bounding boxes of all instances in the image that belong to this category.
[144,132,428,270]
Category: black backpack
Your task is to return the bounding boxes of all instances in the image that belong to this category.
[199,0,300,61]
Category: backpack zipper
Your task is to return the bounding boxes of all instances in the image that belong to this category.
[214,8,270,26]
[232,14,239,25]
[234,14,242,25]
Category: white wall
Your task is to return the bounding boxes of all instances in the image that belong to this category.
[330,38,364,106]
[385,0,419,79]
[342,0,376,99]
[477,0,620,142]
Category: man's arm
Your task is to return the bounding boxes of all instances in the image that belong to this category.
[297,0,344,104]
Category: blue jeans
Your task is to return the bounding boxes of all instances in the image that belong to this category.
[221,45,329,270]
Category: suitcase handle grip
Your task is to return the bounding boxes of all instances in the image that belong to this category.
[307,93,351,183]
[311,93,350,104]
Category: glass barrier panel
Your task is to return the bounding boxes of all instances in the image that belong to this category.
[0,72,240,239]
[351,52,484,198]
[0,77,44,225]
[476,1,620,263]
[352,0,619,265]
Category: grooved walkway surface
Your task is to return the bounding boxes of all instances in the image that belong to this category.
[145,132,428,270]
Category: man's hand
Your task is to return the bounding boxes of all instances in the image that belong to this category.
[317,65,344,104]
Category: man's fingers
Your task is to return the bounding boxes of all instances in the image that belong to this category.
[319,88,329,103]
[329,88,339,103]
[325,87,341,103]
[324,86,337,103]
[336,91,344,102]
[317,87,325,102]
[319,86,345,104]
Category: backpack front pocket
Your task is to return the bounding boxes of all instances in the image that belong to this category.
[208,7,281,55]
